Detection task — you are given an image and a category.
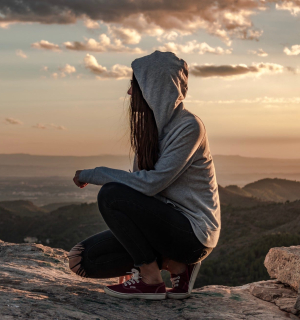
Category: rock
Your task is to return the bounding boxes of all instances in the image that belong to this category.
[249,280,299,315]
[0,240,299,320]
[296,295,300,311]
[264,245,300,312]
[264,246,300,292]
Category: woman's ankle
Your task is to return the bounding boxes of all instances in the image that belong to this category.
[162,259,187,275]
[140,273,163,285]
[139,261,164,285]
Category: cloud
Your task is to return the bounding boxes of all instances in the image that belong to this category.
[156,31,180,42]
[107,25,142,45]
[283,44,300,56]
[84,54,132,79]
[276,1,300,16]
[83,17,100,29]
[31,123,67,129]
[248,48,268,57]
[16,49,27,58]
[64,34,145,53]
[32,36,145,55]
[0,0,285,44]
[0,21,20,28]
[185,97,300,104]
[4,118,23,125]
[59,64,76,74]
[285,66,300,74]
[47,64,76,79]
[156,40,232,55]
[32,123,46,129]
[49,123,67,130]
[51,72,66,79]
[189,62,288,79]
[76,74,85,79]
[31,40,61,52]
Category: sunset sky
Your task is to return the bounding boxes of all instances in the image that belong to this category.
[1,1,300,159]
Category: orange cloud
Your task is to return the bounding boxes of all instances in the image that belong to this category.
[84,54,132,79]
[16,49,28,58]
[64,34,145,53]
[189,62,290,79]
[156,40,232,55]
[4,118,23,125]
[31,40,61,52]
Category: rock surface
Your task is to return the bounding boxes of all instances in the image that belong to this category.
[264,246,300,291]
[265,245,300,313]
[0,240,299,320]
[249,280,299,315]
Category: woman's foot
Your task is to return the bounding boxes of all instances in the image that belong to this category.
[104,268,166,300]
[167,262,202,300]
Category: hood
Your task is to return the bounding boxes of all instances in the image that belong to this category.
[131,50,189,139]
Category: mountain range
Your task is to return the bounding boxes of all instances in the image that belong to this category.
[1,177,300,287]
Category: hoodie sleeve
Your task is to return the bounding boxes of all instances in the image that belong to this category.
[78,122,204,197]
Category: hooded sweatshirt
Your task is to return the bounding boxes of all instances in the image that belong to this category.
[79,50,221,248]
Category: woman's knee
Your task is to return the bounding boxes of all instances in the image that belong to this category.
[97,182,128,209]
[67,243,88,277]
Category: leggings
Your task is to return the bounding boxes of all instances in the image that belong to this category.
[70,182,213,278]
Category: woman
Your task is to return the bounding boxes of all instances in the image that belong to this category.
[69,50,221,300]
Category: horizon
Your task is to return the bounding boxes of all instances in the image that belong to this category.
[1,152,300,160]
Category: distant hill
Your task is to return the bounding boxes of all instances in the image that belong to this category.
[0,200,47,216]
[243,178,300,202]
[0,201,108,250]
[223,185,253,197]
[224,178,300,202]
[218,185,270,208]
[41,202,82,212]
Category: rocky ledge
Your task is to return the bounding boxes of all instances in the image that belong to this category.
[0,240,300,320]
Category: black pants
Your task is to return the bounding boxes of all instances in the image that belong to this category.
[72,182,213,278]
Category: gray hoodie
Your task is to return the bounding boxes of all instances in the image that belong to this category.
[79,50,221,248]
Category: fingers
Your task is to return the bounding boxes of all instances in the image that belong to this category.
[73,170,88,188]
[79,183,88,188]
[73,176,83,187]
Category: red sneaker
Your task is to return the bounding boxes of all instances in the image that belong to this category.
[103,268,166,300]
[167,261,201,299]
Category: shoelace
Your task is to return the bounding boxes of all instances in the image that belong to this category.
[170,275,180,288]
[123,268,142,286]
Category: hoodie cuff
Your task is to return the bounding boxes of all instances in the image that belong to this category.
[78,169,95,183]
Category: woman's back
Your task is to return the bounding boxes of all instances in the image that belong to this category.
[133,106,221,248]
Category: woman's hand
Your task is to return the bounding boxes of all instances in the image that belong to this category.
[118,275,132,284]
[73,170,89,188]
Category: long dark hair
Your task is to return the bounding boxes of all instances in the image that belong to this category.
[128,72,159,171]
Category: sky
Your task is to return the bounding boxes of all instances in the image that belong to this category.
[0,1,300,159]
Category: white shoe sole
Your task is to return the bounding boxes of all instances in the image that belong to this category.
[104,286,166,300]
[167,261,201,300]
